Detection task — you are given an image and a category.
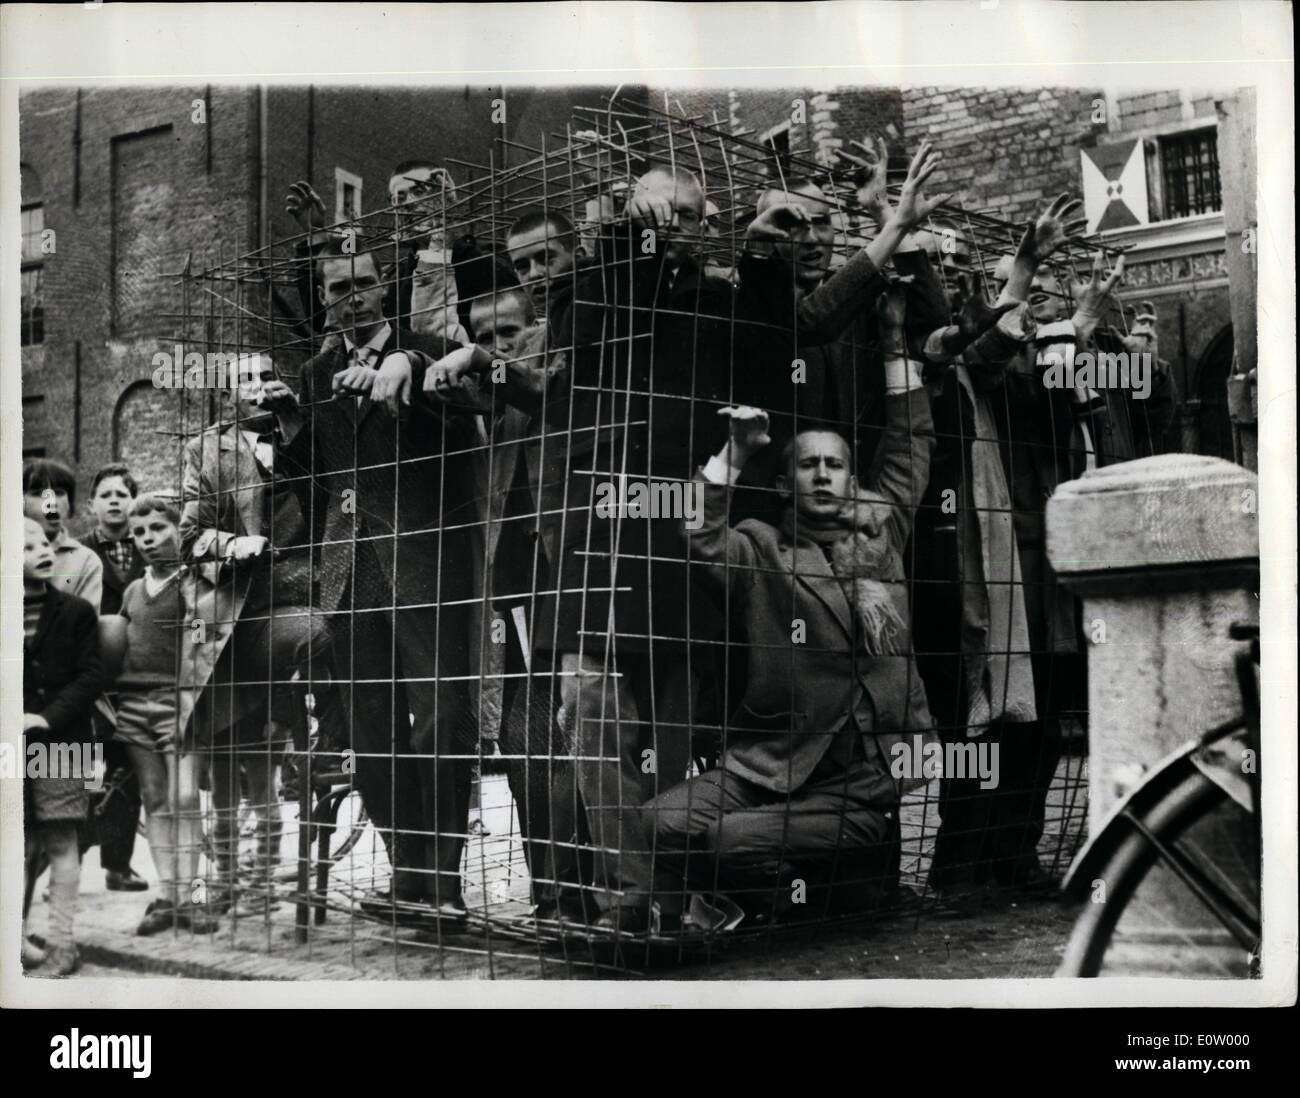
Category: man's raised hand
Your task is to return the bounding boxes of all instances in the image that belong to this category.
[1016,193,1088,268]
[285,181,327,231]
[627,190,675,233]
[717,405,771,467]
[953,273,1020,338]
[939,273,1021,357]
[745,202,811,257]
[890,141,950,231]
[877,276,914,339]
[1071,251,1126,336]
[1122,299,1159,355]
[837,135,891,219]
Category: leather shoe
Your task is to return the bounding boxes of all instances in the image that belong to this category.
[136,899,177,936]
[357,889,437,927]
[106,868,149,892]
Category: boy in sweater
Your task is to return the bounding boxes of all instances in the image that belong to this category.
[115,496,219,936]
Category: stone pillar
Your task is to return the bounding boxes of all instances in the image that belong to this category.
[1047,454,1258,831]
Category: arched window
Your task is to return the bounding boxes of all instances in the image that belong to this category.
[20,164,45,346]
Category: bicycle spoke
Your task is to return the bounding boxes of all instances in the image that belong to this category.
[1121,809,1259,951]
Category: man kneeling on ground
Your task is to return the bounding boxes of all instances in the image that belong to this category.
[644,283,939,924]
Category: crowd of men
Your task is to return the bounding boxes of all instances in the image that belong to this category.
[22,134,1180,971]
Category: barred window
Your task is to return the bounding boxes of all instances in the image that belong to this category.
[1159,128,1222,219]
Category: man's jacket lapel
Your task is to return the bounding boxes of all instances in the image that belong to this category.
[217,426,267,540]
[783,539,855,644]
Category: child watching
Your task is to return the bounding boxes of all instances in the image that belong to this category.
[23,457,103,611]
[87,462,146,615]
[115,495,218,936]
[82,462,150,893]
[22,517,106,976]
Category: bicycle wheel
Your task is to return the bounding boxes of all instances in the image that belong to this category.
[1060,765,1260,977]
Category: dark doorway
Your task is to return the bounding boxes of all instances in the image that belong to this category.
[1192,324,1234,460]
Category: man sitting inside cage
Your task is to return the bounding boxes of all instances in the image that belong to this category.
[643,279,939,925]
[281,238,485,926]
[179,351,339,912]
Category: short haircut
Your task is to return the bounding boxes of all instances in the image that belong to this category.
[22,456,78,510]
[507,208,577,249]
[392,158,442,178]
[467,285,536,338]
[129,494,180,526]
[779,429,852,478]
[91,462,140,499]
[220,352,281,405]
[637,162,706,213]
[312,236,383,284]
[389,161,456,198]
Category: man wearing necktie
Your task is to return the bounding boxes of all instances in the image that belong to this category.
[282,242,484,925]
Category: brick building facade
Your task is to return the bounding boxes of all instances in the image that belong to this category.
[18,83,626,511]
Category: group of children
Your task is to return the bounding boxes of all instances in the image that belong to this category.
[22,458,231,975]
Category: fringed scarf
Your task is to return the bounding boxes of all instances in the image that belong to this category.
[780,496,909,658]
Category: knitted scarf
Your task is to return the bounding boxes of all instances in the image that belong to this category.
[780,498,908,657]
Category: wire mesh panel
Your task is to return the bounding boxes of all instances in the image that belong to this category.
[147,90,1175,977]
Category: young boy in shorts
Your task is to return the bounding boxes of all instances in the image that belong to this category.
[115,495,220,936]
[22,517,107,976]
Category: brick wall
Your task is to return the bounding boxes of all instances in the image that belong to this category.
[19,85,256,526]
[901,86,1105,225]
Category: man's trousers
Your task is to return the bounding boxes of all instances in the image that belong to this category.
[331,600,474,905]
[645,761,896,911]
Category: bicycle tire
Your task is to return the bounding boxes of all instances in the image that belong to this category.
[1059,764,1258,977]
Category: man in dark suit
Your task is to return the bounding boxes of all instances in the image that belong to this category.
[83,463,148,892]
[282,241,484,923]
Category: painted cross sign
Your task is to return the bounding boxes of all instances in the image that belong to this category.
[1080,138,1149,233]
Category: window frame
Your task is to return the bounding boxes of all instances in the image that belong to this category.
[334,167,364,223]
[20,199,45,346]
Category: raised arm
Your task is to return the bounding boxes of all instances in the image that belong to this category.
[741,141,951,345]
[682,406,771,590]
[865,280,937,551]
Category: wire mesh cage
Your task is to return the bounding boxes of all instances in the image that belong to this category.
[138,90,1180,977]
